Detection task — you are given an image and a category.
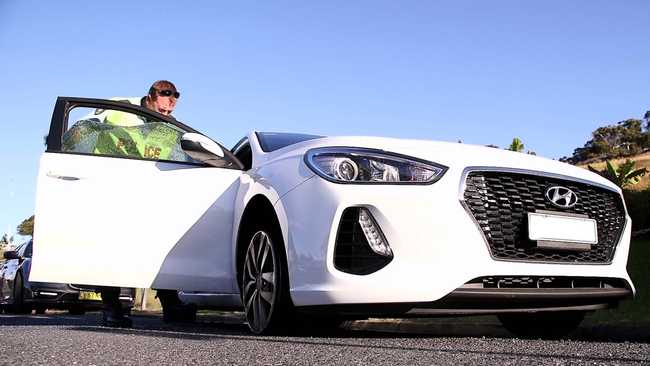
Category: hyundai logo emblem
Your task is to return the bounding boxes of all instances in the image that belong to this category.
[545,186,578,208]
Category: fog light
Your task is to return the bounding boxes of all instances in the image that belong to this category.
[358,208,392,257]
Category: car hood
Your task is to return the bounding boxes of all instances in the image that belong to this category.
[268,135,619,192]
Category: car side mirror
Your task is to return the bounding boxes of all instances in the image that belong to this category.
[180,133,245,170]
[3,251,19,260]
[181,133,226,165]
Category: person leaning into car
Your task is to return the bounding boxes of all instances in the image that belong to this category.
[98,80,194,327]
[98,80,179,124]
[90,80,182,160]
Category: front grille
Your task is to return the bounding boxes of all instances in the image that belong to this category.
[462,171,626,263]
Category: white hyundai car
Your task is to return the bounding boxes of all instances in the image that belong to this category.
[31,97,634,336]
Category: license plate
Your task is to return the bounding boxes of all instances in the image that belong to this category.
[79,291,102,301]
[528,211,597,246]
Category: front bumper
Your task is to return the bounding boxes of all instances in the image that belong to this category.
[296,285,632,317]
[279,168,635,307]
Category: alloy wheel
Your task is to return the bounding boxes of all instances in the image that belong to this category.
[242,230,278,334]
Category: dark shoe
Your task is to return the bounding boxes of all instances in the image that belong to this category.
[101,311,133,328]
[162,303,197,323]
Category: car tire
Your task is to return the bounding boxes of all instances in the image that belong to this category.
[498,311,586,339]
[240,224,292,335]
[11,271,31,314]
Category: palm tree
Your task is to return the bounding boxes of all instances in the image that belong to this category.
[588,159,648,189]
[0,233,13,255]
[508,138,525,152]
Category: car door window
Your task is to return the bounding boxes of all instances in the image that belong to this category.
[62,105,195,163]
[45,97,243,170]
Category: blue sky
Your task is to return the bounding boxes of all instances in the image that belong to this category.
[1,1,649,240]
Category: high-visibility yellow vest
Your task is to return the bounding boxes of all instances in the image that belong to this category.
[98,97,147,126]
[93,122,184,160]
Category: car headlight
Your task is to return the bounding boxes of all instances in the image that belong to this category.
[304,147,447,184]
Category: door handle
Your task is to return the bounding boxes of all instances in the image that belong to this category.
[46,172,81,181]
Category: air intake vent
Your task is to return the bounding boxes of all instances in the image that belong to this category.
[465,276,628,289]
[334,207,392,275]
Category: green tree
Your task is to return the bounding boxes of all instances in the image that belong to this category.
[508,138,524,152]
[588,159,648,189]
[17,215,34,237]
[566,115,648,164]
[643,111,650,149]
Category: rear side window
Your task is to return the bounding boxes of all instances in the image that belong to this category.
[62,106,195,163]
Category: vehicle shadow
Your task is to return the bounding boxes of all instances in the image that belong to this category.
[2,311,649,344]
[72,319,650,365]
[0,313,649,364]
[346,317,650,344]
[1,312,649,364]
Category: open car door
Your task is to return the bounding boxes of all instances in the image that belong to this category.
[30,97,244,293]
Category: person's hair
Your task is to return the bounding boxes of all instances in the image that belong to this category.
[147,80,177,100]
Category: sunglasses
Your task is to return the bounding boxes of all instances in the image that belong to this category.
[156,89,180,98]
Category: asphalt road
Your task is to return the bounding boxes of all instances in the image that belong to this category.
[0,312,648,365]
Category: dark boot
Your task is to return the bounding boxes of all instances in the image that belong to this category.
[157,289,197,323]
[100,287,132,328]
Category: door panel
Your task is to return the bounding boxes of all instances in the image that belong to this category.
[31,153,241,291]
[31,97,244,292]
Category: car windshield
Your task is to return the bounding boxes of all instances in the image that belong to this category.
[256,132,323,152]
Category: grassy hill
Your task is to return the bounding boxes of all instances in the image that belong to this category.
[591,238,649,323]
[575,151,650,233]
[577,151,650,191]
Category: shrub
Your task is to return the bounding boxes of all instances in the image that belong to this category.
[624,187,650,234]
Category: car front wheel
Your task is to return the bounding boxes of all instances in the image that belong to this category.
[241,228,291,334]
[11,272,31,314]
[498,311,586,339]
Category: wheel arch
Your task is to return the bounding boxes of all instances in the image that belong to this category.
[234,194,290,293]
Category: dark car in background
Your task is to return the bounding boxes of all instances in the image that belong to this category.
[0,240,134,314]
